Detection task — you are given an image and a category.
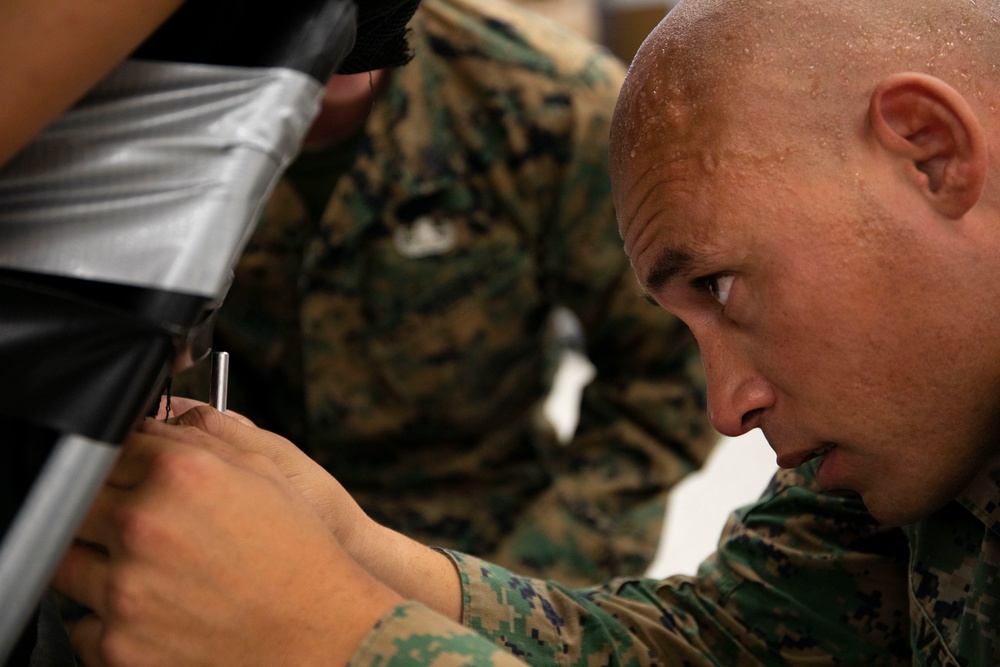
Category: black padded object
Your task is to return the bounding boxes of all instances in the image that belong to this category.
[0,0,365,447]
[133,0,357,80]
[132,0,424,79]
[0,2,377,662]
[338,0,421,73]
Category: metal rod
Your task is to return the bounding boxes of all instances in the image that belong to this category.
[209,351,229,412]
[0,435,119,663]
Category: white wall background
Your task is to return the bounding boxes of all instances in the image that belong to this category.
[648,429,776,577]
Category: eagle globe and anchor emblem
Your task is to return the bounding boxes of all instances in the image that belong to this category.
[392,216,457,259]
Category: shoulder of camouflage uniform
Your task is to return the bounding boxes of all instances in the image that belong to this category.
[412,0,626,90]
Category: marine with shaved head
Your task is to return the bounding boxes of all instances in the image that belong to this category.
[51,0,1000,665]
[615,0,1000,529]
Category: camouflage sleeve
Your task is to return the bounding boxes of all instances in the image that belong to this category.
[350,602,528,667]
[394,463,910,666]
[509,46,716,582]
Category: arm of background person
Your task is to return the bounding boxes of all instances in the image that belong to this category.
[0,0,185,169]
[528,47,717,581]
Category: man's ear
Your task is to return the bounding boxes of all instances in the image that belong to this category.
[868,72,986,219]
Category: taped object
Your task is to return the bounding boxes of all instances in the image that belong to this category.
[0,0,422,659]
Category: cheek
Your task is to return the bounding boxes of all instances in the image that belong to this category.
[750,277,883,402]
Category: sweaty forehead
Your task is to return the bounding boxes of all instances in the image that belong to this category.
[614,103,723,250]
[616,145,735,291]
[615,114,797,294]
[610,9,751,239]
[612,89,738,263]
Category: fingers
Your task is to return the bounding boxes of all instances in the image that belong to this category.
[51,411,401,666]
[135,416,256,472]
[66,615,106,667]
[70,487,128,550]
[162,404,245,438]
[142,406,364,547]
[101,431,174,489]
[84,429,271,556]
[154,393,197,420]
[155,394,255,426]
[156,407,298,469]
[52,541,109,617]
[102,426,234,491]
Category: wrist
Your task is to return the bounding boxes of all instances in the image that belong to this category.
[349,523,463,622]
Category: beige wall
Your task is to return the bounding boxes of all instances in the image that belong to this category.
[505,0,673,64]
[507,0,601,42]
[600,2,670,63]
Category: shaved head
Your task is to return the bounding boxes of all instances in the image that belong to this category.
[611,0,1000,233]
[609,0,1000,527]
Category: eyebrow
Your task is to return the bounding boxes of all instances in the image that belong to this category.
[644,248,695,294]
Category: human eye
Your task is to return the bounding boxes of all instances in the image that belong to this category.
[693,273,734,306]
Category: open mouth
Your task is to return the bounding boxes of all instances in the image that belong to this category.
[778,442,835,468]
[802,442,834,464]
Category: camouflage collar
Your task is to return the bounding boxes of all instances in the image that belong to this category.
[955,450,1000,537]
[361,34,466,199]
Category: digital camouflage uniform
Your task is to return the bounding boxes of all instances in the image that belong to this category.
[349,455,1000,666]
[175,0,715,585]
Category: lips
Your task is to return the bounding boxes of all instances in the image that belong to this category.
[777,442,834,469]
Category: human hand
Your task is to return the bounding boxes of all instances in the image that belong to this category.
[151,398,463,620]
[154,398,370,551]
[51,421,402,666]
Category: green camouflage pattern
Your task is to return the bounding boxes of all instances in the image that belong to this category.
[353,458,1000,666]
[173,0,714,586]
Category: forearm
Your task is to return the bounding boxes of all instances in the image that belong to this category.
[0,0,184,167]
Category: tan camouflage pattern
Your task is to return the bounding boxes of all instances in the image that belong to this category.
[173,0,715,586]
[352,458,1000,666]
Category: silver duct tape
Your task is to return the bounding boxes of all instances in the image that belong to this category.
[0,59,322,299]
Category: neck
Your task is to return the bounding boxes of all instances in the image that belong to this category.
[301,69,387,151]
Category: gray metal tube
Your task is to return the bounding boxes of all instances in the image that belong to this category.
[0,435,119,663]
[210,351,230,413]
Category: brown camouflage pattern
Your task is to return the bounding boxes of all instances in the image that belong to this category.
[173,0,715,586]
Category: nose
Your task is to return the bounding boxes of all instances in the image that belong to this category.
[699,332,775,438]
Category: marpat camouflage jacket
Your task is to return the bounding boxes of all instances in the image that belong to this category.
[175,0,714,586]
[350,456,1000,666]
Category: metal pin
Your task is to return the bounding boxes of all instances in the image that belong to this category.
[209,351,229,412]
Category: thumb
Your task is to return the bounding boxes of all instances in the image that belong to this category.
[155,394,205,420]
[167,406,303,471]
[161,397,256,428]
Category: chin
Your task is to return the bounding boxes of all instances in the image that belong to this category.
[861,494,948,528]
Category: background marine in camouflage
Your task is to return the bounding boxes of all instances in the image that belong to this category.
[175,0,714,586]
